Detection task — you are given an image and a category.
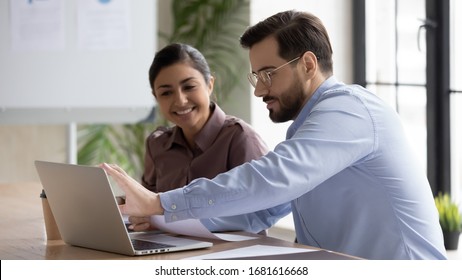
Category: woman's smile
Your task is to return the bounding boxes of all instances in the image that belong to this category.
[175,107,194,116]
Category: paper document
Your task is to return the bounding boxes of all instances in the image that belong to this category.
[123,215,257,242]
[184,245,318,260]
[77,0,131,50]
[10,0,65,50]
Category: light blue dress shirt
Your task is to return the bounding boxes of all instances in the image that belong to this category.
[160,77,447,260]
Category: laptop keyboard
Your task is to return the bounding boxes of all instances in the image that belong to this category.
[131,239,176,251]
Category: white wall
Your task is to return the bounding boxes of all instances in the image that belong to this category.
[0,125,67,183]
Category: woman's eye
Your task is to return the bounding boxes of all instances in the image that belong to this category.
[183,85,196,91]
[159,91,171,96]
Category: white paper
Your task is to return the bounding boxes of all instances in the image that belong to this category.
[184,245,318,260]
[10,0,65,51]
[122,215,258,242]
[149,215,258,242]
[77,0,131,50]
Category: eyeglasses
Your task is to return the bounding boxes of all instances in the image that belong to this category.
[247,56,300,88]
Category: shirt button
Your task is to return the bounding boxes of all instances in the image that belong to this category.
[208,199,214,205]
[171,204,177,210]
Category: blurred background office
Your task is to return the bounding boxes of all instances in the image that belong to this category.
[1,0,461,256]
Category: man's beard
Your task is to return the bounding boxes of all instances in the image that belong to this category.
[267,79,306,123]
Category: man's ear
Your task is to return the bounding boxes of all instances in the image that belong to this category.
[300,51,318,79]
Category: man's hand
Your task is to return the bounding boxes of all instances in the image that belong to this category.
[127,216,152,231]
[100,163,164,216]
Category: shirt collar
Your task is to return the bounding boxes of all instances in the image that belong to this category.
[195,102,225,151]
[286,76,340,140]
[165,102,225,151]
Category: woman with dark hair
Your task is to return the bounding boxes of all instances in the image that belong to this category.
[130,43,290,233]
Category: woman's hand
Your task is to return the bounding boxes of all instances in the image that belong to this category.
[100,163,164,217]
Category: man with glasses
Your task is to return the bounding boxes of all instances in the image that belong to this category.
[103,10,447,260]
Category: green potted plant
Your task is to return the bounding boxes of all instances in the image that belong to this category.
[434,192,462,250]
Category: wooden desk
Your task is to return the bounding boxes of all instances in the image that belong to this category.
[0,182,356,260]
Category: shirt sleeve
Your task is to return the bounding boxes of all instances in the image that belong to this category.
[200,202,292,233]
[205,121,291,233]
[159,90,375,222]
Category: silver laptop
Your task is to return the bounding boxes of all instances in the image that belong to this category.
[35,160,212,256]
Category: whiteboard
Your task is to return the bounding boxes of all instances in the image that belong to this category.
[0,0,156,124]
